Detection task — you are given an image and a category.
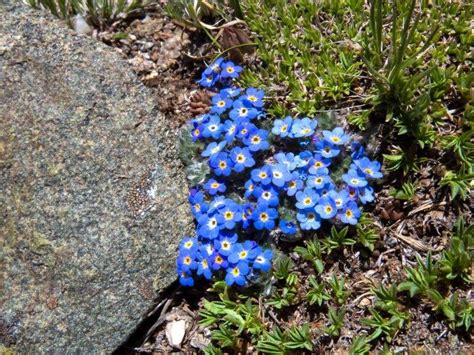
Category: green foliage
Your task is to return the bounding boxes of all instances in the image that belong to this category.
[329,275,350,306]
[363,308,406,343]
[349,335,371,355]
[398,253,438,297]
[363,0,440,148]
[356,213,380,251]
[267,287,297,310]
[295,238,324,273]
[439,170,474,200]
[306,275,330,307]
[256,324,313,354]
[321,226,356,254]
[27,0,146,28]
[323,307,345,337]
[438,218,474,283]
[273,254,295,281]
[389,181,416,201]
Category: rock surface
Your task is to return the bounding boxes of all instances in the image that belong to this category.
[0,2,192,352]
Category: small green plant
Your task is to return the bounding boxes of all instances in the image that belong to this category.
[439,170,474,200]
[363,0,440,149]
[329,275,350,306]
[363,308,405,343]
[389,181,416,201]
[321,226,356,254]
[306,275,330,307]
[398,253,438,297]
[356,213,380,251]
[27,0,146,29]
[256,324,313,354]
[323,307,345,337]
[349,335,372,355]
[437,218,474,283]
[295,238,325,273]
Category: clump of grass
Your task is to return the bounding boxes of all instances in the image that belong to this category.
[26,0,146,29]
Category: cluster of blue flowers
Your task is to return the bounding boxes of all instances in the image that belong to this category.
[177,59,383,287]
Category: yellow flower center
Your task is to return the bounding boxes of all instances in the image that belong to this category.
[303,197,312,205]
[346,209,353,217]
[232,267,240,276]
[351,178,359,185]
[260,212,269,222]
[237,154,245,162]
[248,95,257,102]
[184,241,193,248]
[239,251,248,258]
[325,206,333,214]
[281,125,288,132]
[184,256,192,265]
[331,136,340,143]
[251,136,261,144]
[219,161,227,169]
[211,182,220,189]
[227,67,235,73]
[224,211,233,220]
[259,172,267,179]
[364,168,373,175]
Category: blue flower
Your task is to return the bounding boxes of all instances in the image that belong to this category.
[229,99,259,120]
[351,141,365,160]
[223,120,237,143]
[290,117,317,138]
[228,240,258,264]
[316,140,340,158]
[189,191,208,217]
[270,164,292,187]
[196,254,213,280]
[214,231,238,256]
[236,119,256,139]
[199,243,215,258]
[209,152,233,176]
[315,196,337,219]
[210,252,228,270]
[328,190,349,210]
[306,172,331,190]
[272,116,293,137]
[279,219,297,235]
[308,154,330,175]
[339,201,361,225]
[243,88,265,108]
[342,169,368,188]
[243,128,270,152]
[179,271,195,286]
[359,186,375,204]
[225,261,250,286]
[294,150,313,168]
[230,147,255,172]
[219,202,242,229]
[253,249,273,272]
[295,188,319,209]
[205,57,224,75]
[204,178,226,195]
[179,237,198,255]
[322,127,350,145]
[346,186,359,200]
[176,252,197,273]
[202,115,222,139]
[211,93,233,114]
[252,204,278,230]
[274,152,297,171]
[244,179,256,199]
[241,203,254,229]
[197,214,223,239]
[253,185,279,207]
[221,61,243,79]
[198,72,217,88]
[191,125,203,141]
[353,157,383,179]
[202,141,227,158]
[220,87,241,98]
[207,196,227,214]
[285,172,304,196]
[297,209,321,230]
[191,114,209,126]
[251,165,272,185]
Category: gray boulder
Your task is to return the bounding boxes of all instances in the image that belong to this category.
[0,2,192,352]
